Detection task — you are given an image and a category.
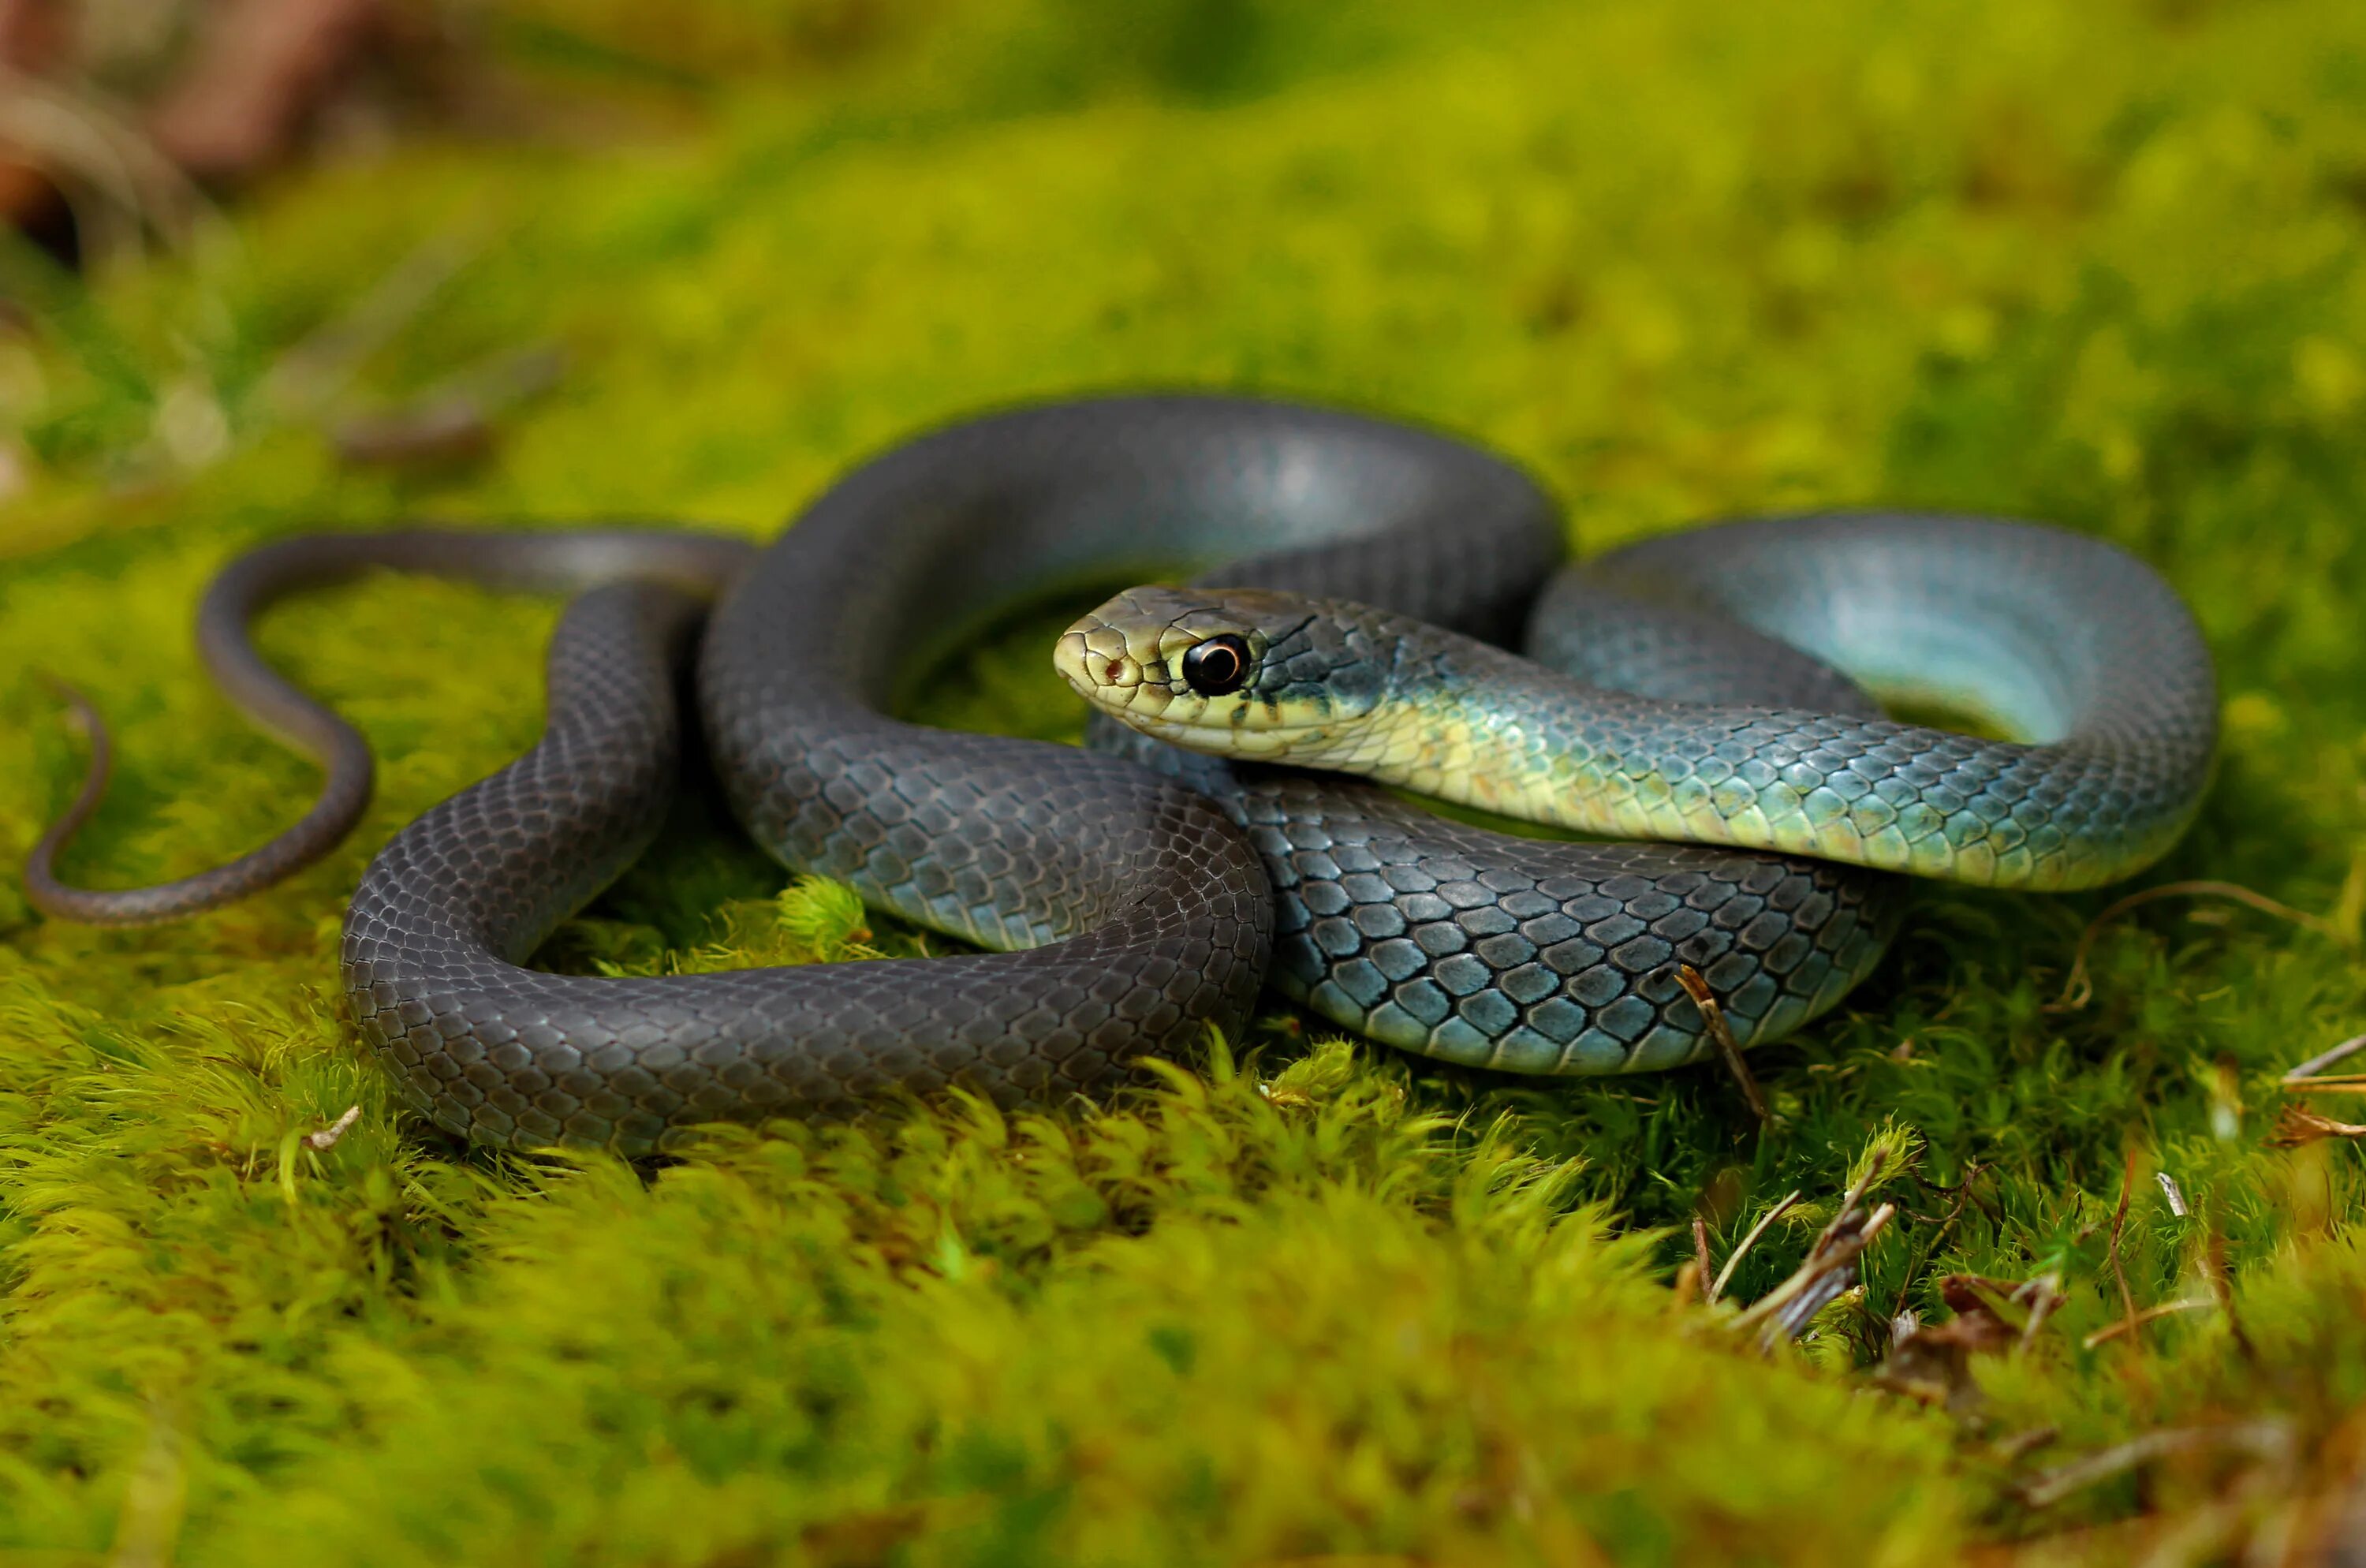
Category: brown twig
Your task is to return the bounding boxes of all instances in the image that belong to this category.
[261,221,484,416]
[1885,1166,1980,1319]
[1737,1205,1891,1351]
[2283,1033,2366,1084]
[1668,1258,1700,1311]
[1675,963,1769,1127]
[2014,1422,2291,1510]
[2204,1213,2258,1368]
[2077,1297,2213,1350]
[1932,1272,2063,1357]
[1707,1189,1801,1306]
[1730,1154,1896,1350]
[1993,1426,2060,1465]
[332,342,567,468]
[2104,1146,2140,1349]
[2266,1105,2366,1147]
[0,63,213,264]
[2053,881,2350,1011]
[2015,1274,2066,1353]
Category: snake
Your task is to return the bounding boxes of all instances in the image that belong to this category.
[24,396,2219,1156]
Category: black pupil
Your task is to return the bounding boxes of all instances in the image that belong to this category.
[1182,636,1249,696]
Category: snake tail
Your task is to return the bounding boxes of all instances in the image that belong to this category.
[24,528,756,925]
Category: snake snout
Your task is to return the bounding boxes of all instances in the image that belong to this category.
[1054,620,1152,710]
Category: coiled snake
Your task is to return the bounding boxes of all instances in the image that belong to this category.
[28,397,2218,1155]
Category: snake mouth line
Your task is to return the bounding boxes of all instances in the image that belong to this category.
[1103,707,1341,760]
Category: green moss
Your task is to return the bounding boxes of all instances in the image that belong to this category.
[6,0,2366,1559]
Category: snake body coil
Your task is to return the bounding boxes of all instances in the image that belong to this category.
[27,397,2217,1154]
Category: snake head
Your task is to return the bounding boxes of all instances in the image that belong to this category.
[1055,584,1395,760]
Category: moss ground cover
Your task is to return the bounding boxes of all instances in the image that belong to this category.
[5,0,2366,1559]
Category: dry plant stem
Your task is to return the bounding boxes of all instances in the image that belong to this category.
[2079,1297,2214,1350]
[1730,1154,1894,1344]
[302,1105,361,1151]
[2017,1277,2064,1352]
[1731,1204,1892,1349]
[1708,1190,1802,1306]
[2267,1105,2366,1145]
[1994,1427,2060,1465]
[334,400,494,467]
[2206,1219,2257,1368]
[1675,963,1769,1126]
[2015,1422,2293,1510]
[2054,881,2351,1011]
[2107,1147,2141,1348]
[333,342,568,468]
[0,64,213,263]
[262,223,483,415]
[1886,1175,1975,1320]
[2282,1032,2366,1082]
[1938,1273,2062,1353]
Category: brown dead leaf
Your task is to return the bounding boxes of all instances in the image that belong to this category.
[147,0,382,181]
[1876,1273,2025,1412]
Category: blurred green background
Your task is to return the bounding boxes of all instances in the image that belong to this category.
[5,0,2366,1562]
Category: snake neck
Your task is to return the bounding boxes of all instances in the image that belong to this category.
[1286,620,2202,891]
[1304,634,1577,813]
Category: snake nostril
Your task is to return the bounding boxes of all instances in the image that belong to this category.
[1106,659,1125,683]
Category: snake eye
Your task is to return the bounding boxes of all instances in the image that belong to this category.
[1180,633,1252,696]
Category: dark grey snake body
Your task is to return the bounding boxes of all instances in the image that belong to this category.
[28,398,2216,1154]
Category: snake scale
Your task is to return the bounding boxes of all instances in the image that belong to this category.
[27,396,2218,1155]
